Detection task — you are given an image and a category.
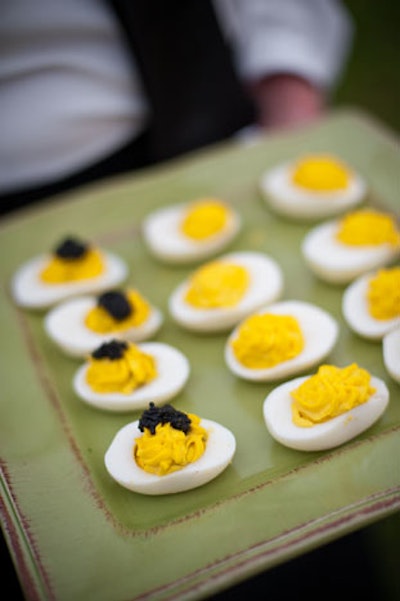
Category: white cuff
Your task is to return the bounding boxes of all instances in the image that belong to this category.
[216,0,354,90]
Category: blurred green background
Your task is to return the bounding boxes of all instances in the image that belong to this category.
[333,1,400,133]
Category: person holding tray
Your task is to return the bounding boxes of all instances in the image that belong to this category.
[0,0,353,213]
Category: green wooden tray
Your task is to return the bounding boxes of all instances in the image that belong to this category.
[1,108,399,601]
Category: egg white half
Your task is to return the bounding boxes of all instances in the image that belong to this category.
[44,296,163,358]
[259,161,366,221]
[263,374,389,451]
[225,300,339,381]
[342,272,400,340]
[73,342,190,412]
[142,202,241,264]
[104,417,236,494]
[301,220,399,284]
[11,252,128,310]
[168,251,284,333]
[383,327,400,383]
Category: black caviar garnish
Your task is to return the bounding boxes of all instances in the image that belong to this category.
[98,291,132,321]
[138,402,191,435]
[91,339,128,360]
[54,236,89,260]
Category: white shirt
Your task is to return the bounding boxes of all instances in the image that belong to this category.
[0,0,353,193]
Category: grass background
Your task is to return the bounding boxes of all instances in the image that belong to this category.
[333,1,400,133]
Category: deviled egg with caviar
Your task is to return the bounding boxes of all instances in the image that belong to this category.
[225,300,338,381]
[73,339,190,412]
[383,327,400,383]
[11,236,128,310]
[342,266,400,340]
[169,250,284,333]
[302,209,400,284]
[263,363,389,451]
[259,154,367,220]
[105,403,236,494]
[45,288,163,357]
[142,197,241,264]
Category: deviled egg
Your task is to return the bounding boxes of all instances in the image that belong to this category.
[225,300,338,381]
[259,153,366,220]
[73,339,190,412]
[342,266,400,340]
[11,236,128,310]
[383,327,400,383]
[263,363,389,451]
[168,250,284,333]
[302,208,400,284]
[105,402,236,494]
[45,288,163,357]
[142,197,241,264]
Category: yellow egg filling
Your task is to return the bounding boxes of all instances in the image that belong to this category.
[86,343,156,394]
[84,289,151,333]
[291,363,376,427]
[185,260,250,308]
[180,199,229,240]
[336,209,400,247]
[231,313,304,369]
[40,248,105,283]
[367,267,400,320]
[291,155,351,192]
[134,413,208,476]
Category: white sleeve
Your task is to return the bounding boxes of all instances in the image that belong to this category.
[214,0,354,90]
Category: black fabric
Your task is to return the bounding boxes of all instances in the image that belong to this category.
[1,1,255,215]
[109,0,255,160]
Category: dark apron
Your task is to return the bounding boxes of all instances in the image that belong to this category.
[109,0,255,161]
[1,0,255,214]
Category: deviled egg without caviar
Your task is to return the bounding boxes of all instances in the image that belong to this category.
[73,339,190,412]
[11,236,128,310]
[45,288,163,357]
[263,363,389,451]
[142,197,241,264]
[383,327,400,383]
[105,403,236,495]
[259,154,367,221]
[225,300,338,381]
[169,251,283,333]
[302,209,400,284]
[342,266,400,340]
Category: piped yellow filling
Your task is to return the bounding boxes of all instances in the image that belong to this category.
[336,209,400,247]
[291,363,376,427]
[367,267,400,320]
[134,413,208,475]
[291,155,351,192]
[86,343,156,394]
[185,260,249,308]
[231,313,304,369]
[84,289,150,333]
[180,199,229,240]
[40,248,105,283]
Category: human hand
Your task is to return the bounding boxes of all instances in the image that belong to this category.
[249,73,326,131]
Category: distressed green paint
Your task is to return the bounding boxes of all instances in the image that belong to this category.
[1,109,399,601]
